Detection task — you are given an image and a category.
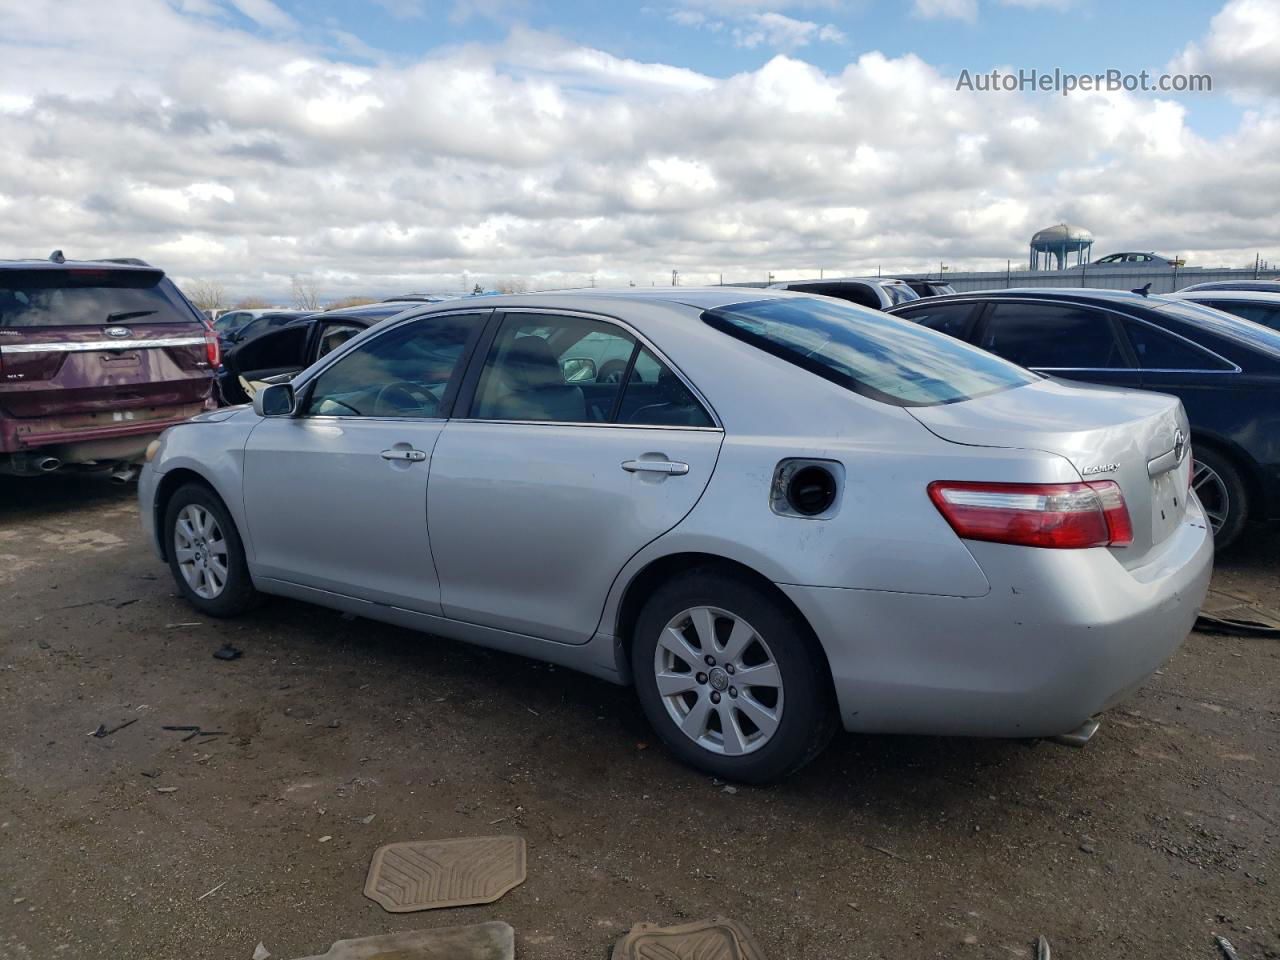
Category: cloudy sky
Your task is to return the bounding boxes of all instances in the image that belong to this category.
[0,0,1277,301]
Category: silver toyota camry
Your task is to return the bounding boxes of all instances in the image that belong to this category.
[139,289,1213,782]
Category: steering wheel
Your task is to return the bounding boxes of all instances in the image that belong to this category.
[373,381,435,417]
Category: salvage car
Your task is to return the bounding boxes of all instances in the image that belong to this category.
[888,288,1280,549]
[141,289,1212,782]
[1,253,216,478]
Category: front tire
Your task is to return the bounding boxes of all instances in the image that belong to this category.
[1192,447,1248,550]
[631,571,836,783]
[164,483,259,617]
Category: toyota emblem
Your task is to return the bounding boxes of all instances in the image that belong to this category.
[1173,429,1187,464]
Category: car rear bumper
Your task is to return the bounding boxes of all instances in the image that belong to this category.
[781,495,1214,739]
[0,405,206,462]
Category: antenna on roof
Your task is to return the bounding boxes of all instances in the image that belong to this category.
[49,250,65,264]
[1132,282,1152,297]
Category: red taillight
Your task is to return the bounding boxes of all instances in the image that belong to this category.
[205,330,220,367]
[928,480,1133,549]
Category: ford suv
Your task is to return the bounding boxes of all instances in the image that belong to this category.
[0,253,217,479]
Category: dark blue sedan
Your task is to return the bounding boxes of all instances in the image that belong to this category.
[889,288,1280,549]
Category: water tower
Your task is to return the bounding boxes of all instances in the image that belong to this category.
[1029,222,1094,270]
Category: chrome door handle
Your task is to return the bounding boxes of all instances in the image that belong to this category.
[381,448,427,462]
[622,459,689,476]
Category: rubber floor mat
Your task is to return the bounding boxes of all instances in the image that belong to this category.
[363,836,526,913]
[611,918,768,960]
[292,921,514,959]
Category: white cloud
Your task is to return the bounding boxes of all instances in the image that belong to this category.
[0,0,1275,300]
[732,12,846,49]
[1171,0,1280,99]
[226,0,298,32]
[911,0,978,22]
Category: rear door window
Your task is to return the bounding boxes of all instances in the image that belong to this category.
[617,347,714,427]
[703,297,1038,407]
[0,269,198,327]
[977,303,1130,369]
[1123,321,1234,371]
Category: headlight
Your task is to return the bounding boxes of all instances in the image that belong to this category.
[145,439,162,463]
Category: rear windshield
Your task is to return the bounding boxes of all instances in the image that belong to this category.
[703,297,1039,407]
[884,284,919,305]
[0,269,199,327]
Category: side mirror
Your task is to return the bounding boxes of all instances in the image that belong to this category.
[561,357,597,383]
[254,383,295,418]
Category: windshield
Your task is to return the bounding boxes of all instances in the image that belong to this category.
[0,270,197,327]
[703,298,1039,407]
[884,284,920,306]
[1158,300,1280,358]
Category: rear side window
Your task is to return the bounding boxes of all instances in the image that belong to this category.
[1124,321,1233,371]
[703,298,1038,407]
[978,303,1128,369]
[0,269,197,327]
[618,347,714,427]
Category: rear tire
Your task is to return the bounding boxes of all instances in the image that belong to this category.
[1192,447,1248,550]
[631,570,837,783]
[163,483,260,617]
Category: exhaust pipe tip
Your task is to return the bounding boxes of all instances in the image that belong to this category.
[110,467,138,485]
[1049,717,1100,748]
[38,456,61,472]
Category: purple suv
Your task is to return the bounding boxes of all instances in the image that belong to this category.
[0,254,217,479]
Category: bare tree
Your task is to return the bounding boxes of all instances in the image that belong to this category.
[494,277,528,294]
[326,295,377,310]
[185,279,227,313]
[291,275,322,311]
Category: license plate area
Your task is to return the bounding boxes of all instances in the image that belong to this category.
[1149,467,1187,544]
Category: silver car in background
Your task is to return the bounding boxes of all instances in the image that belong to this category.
[138,289,1213,782]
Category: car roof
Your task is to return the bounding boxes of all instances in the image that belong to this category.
[0,258,162,275]
[888,287,1177,309]
[402,286,802,315]
[1170,290,1280,302]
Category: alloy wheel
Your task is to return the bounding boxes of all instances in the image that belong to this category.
[174,503,229,600]
[653,606,785,756]
[1191,458,1230,535]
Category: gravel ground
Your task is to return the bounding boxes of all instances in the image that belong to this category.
[1,474,1277,960]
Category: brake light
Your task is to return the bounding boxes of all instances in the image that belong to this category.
[928,480,1133,549]
[205,330,220,367]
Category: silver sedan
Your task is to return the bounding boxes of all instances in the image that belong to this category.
[139,289,1213,782]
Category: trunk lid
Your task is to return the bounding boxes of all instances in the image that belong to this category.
[0,267,213,421]
[909,377,1193,565]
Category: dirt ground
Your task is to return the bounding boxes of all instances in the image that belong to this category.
[1,474,1277,960]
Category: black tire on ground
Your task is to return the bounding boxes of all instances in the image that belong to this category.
[1192,446,1248,551]
[630,569,838,784]
[163,482,260,617]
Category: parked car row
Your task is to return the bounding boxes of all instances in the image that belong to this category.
[886,288,1280,550]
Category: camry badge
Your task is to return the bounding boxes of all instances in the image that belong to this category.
[105,326,131,338]
[1173,429,1187,464]
[1081,463,1119,476]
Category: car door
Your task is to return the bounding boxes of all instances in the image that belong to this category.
[971,300,1145,391]
[242,310,488,612]
[427,309,723,645]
